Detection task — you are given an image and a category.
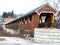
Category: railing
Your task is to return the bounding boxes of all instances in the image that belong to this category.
[54,20,60,28]
[0,30,26,38]
[34,28,60,43]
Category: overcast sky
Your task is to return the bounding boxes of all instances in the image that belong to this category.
[0,0,60,15]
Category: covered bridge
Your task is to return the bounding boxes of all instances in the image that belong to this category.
[4,3,57,37]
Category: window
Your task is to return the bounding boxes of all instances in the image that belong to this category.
[21,19,23,24]
[27,17,31,23]
[27,15,32,23]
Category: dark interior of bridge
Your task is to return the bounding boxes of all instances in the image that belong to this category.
[38,13,53,28]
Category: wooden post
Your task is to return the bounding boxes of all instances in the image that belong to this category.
[51,15,54,28]
[37,15,41,28]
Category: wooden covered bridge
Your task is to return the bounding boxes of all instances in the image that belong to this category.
[4,4,57,37]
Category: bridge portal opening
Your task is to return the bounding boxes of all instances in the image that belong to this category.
[38,13,54,28]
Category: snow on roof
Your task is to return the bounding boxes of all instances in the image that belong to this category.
[0,22,5,24]
[5,3,56,25]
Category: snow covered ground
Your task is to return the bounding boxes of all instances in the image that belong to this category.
[0,37,60,45]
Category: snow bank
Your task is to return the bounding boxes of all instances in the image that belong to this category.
[0,37,60,45]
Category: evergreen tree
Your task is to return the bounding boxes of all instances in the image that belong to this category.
[2,10,14,18]
[2,12,8,18]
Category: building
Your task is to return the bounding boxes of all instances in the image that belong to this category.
[3,18,16,23]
